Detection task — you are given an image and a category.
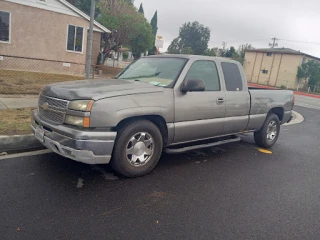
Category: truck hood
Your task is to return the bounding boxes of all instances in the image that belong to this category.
[41,79,164,100]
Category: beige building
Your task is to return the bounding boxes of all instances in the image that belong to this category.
[243,48,320,89]
[0,0,110,76]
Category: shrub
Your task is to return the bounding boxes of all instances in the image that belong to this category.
[122,52,129,60]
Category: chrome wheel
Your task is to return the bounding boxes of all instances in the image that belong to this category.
[266,120,277,141]
[126,132,154,167]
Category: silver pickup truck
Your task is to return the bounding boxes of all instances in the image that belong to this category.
[31,55,294,177]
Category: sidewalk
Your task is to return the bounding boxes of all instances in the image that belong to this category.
[0,95,38,110]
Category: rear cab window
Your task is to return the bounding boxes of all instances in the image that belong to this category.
[221,62,243,91]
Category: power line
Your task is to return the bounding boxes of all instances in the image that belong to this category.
[269,37,279,48]
[279,38,320,45]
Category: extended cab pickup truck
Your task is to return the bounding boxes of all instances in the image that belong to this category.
[31,55,294,177]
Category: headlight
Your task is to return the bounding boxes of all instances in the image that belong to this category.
[65,115,90,127]
[68,100,94,111]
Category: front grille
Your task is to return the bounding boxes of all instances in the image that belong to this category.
[39,108,65,124]
[39,95,68,109]
[38,95,69,124]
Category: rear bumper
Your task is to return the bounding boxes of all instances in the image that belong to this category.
[286,115,293,123]
[283,110,293,124]
[31,110,116,164]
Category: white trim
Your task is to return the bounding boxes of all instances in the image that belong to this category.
[66,24,85,54]
[37,0,47,4]
[0,10,11,44]
[58,0,110,33]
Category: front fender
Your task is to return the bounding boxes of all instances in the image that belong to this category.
[90,90,174,128]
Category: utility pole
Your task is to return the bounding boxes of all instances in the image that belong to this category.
[222,42,227,50]
[269,37,279,48]
[85,0,95,79]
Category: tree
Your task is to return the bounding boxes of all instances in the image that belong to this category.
[181,47,194,55]
[138,3,144,15]
[225,46,236,58]
[234,43,254,64]
[167,21,210,55]
[148,11,158,55]
[203,48,217,56]
[67,0,101,17]
[297,60,320,85]
[130,15,153,59]
[167,37,182,54]
[97,0,152,62]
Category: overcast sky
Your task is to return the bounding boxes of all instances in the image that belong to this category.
[135,0,320,57]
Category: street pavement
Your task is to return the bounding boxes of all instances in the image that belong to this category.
[295,95,320,110]
[1,105,320,240]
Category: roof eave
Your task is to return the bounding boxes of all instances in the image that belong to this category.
[58,0,110,33]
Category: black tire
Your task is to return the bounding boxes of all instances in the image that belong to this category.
[111,120,163,177]
[254,113,280,148]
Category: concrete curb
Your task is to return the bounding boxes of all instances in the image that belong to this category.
[0,134,43,153]
[283,111,304,126]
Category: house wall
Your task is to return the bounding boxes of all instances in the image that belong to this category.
[5,0,102,31]
[91,31,101,65]
[0,1,102,75]
[244,51,303,89]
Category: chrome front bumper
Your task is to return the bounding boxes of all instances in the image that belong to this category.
[31,110,117,164]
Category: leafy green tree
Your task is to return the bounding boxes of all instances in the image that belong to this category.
[181,47,194,55]
[138,3,144,15]
[97,0,152,62]
[167,38,182,54]
[130,15,153,59]
[148,11,158,55]
[297,60,320,85]
[203,48,217,56]
[168,21,210,55]
[67,0,100,16]
[234,44,253,64]
[225,46,236,58]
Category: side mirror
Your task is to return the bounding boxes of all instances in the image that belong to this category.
[181,79,205,92]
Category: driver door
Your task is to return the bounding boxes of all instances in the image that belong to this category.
[173,60,226,143]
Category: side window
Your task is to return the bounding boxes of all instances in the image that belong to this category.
[221,62,243,91]
[185,61,220,91]
[0,11,10,42]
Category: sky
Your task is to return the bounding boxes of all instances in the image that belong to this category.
[135,0,320,57]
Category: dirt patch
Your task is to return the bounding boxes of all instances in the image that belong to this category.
[0,70,85,95]
[0,108,34,135]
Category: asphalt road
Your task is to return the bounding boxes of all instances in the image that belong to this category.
[1,105,320,240]
[295,95,320,110]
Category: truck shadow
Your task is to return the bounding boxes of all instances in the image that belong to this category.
[40,134,258,188]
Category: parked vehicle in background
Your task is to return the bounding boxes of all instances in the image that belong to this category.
[31,55,294,177]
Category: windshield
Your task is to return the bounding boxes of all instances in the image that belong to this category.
[117,58,187,87]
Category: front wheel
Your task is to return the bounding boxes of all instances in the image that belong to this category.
[111,120,163,177]
[254,113,280,148]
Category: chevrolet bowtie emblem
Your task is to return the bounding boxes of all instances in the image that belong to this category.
[41,102,49,111]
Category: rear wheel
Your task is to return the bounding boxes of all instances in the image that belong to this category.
[111,120,163,177]
[254,113,280,148]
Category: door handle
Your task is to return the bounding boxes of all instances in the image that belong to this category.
[216,98,224,104]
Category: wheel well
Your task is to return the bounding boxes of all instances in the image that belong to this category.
[269,107,284,122]
[113,115,168,147]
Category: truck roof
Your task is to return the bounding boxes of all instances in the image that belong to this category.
[145,54,239,63]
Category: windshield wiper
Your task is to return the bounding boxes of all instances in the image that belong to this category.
[119,72,161,80]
